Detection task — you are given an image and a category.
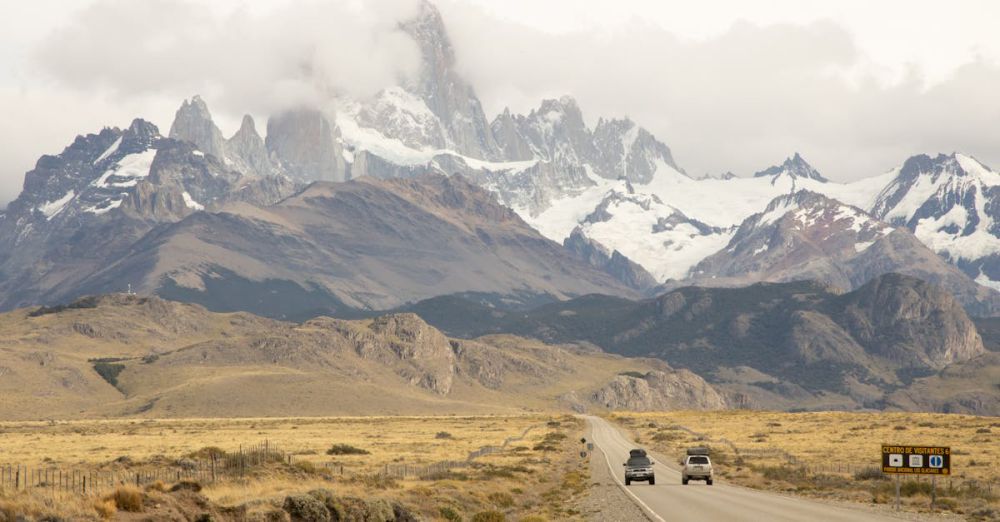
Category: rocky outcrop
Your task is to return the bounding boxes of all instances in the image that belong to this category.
[591,370,727,411]
[592,118,682,183]
[266,109,346,182]
[400,0,501,160]
[226,115,275,178]
[840,273,985,368]
[357,313,457,395]
[168,96,226,161]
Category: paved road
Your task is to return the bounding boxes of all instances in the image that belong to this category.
[585,415,903,522]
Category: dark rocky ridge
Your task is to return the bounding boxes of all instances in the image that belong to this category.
[395,273,995,414]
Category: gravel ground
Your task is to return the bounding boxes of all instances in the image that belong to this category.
[578,441,652,521]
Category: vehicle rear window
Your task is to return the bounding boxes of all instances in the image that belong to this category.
[688,456,709,464]
[627,457,651,467]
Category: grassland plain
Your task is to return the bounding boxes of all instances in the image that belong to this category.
[0,414,594,521]
[610,410,1000,520]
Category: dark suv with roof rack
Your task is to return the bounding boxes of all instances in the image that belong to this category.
[623,448,655,486]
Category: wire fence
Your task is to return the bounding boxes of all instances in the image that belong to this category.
[0,440,287,495]
[0,426,540,494]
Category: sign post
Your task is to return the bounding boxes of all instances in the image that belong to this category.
[881,444,951,511]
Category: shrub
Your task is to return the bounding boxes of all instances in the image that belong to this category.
[349,473,400,490]
[393,503,420,522]
[893,426,907,431]
[470,511,505,522]
[325,444,369,455]
[93,500,117,520]
[171,480,202,492]
[146,480,167,492]
[521,517,547,522]
[93,362,126,388]
[439,507,462,522]
[487,492,514,509]
[934,497,959,511]
[108,486,144,512]
[436,431,454,439]
[853,467,885,481]
[282,494,331,522]
[900,480,933,497]
[187,446,227,460]
[330,497,396,522]
[976,428,991,434]
[294,460,321,474]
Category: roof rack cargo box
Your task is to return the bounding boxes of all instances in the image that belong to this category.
[629,449,647,458]
[686,447,710,456]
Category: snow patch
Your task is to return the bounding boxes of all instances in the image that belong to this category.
[192,150,204,157]
[975,272,1000,291]
[93,136,122,164]
[93,149,157,188]
[37,190,75,220]
[83,198,123,215]
[182,191,204,211]
[854,241,876,253]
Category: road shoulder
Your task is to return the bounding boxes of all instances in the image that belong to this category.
[578,429,653,521]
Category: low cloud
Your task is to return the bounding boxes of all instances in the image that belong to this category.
[3,0,1000,208]
[32,0,422,115]
[439,1,1000,180]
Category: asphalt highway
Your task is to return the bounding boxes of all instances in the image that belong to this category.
[585,415,903,522]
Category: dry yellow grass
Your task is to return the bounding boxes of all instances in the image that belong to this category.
[0,415,541,469]
[0,414,593,521]
[612,410,1000,517]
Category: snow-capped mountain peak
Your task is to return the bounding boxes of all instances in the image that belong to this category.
[870,152,1000,289]
[753,152,827,184]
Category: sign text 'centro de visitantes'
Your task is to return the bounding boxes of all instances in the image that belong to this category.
[882,445,951,475]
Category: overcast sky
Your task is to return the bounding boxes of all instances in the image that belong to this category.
[2,0,999,207]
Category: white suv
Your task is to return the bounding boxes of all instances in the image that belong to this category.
[682,454,713,485]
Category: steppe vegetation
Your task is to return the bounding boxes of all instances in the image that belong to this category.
[0,414,591,521]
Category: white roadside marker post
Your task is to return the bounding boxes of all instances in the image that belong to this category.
[895,474,901,511]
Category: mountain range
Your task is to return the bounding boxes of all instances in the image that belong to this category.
[395,273,999,415]
[4,0,1000,319]
[0,294,725,420]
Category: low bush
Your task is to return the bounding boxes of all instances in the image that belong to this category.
[487,492,514,509]
[436,431,454,439]
[471,511,505,522]
[93,499,117,520]
[170,480,202,492]
[187,446,227,460]
[439,506,463,521]
[853,467,885,481]
[107,486,144,512]
[325,444,369,455]
[349,473,401,490]
[283,494,330,522]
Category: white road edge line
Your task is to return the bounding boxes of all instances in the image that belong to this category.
[589,417,667,522]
